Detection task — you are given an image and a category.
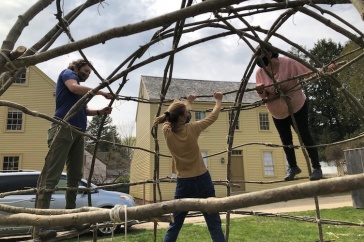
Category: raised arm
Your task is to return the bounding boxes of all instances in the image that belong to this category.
[181,94,197,110]
[212,92,223,112]
[192,92,223,131]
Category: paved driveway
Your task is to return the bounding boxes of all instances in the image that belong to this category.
[239,193,352,213]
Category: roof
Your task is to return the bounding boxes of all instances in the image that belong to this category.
[140,75,260,103]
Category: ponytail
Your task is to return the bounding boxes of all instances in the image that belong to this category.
[153,101,186,132]
[154,113,168,125]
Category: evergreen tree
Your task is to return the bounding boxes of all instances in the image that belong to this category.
[86,115,121,152]
[86,118,135,182]
[336,40,364,137]
[305,39,360,158]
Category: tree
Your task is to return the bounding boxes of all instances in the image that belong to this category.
[304,39,363,160]
[118,121,136,161]
[105,121,137,182]
[86,115,121,152]
[288,40,360,159]
[86,116,134,184]
[287,45,309,61]
[304,40,345,157]
[337,40,364,136]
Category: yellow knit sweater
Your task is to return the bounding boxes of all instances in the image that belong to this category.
[162,108,220,178]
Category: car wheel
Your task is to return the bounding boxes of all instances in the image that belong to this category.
[97,224,122,236]
[97,207,123,236]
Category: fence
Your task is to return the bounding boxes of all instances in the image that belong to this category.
[343,147,364,208]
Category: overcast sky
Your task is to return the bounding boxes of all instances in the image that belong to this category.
[1,0,363,132]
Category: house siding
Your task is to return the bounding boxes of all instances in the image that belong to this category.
[130,76,309,202]
[0,66,55,170]
[0,66,107,180]
[133,100,182,202]
[130,84,153,200]
[150,103,176,201]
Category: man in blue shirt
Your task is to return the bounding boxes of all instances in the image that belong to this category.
[39,59,113,239]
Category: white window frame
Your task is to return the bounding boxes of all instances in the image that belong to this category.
[285,159,289,171]
[195,111,206,121]
[259,112,270,130]
[228,111,240,130]
[2,156,20,170]
[232,150,242,156]
[263,151,274,176]
[14,70,27,84]
[201,151,208,168]
[6,108,24,131]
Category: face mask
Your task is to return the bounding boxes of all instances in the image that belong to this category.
[257,56,270,68]
[185,111,192,124]
[78,72,87,82]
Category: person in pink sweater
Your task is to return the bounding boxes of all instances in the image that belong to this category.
[255,44,336,181]
[154,92,225,242]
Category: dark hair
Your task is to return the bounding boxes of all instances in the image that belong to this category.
[271,51,279,58]
[256,42,279,58]
[154,101,186,132]
[68,59,90,71]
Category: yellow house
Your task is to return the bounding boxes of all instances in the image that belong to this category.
[0,66,107,182]
[0,66,56,171]
[130,75,309,202]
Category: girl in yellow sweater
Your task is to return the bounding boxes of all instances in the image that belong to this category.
[154,92,225,242]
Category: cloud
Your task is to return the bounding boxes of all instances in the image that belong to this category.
[1,0,364,126]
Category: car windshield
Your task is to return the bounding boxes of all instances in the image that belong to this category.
[79,180,98,189]
[57,176,98,194]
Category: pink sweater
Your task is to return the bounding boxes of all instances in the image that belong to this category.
[256,57,310,119]
[163,108,220,178]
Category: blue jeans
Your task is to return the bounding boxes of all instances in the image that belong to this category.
[163,171,225,242]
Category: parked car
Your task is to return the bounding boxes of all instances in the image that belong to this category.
[0,170,137,237]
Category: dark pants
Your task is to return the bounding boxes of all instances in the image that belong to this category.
[163,171,225,242]
[40,124,84,209]
[273,101,320,169]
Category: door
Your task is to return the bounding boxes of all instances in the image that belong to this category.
[230,151,245,193]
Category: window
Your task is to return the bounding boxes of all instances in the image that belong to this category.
[201,151,208,168]
[232,150,242,156]
[0,174,38,193]
[54,176,68,194]
[7,108,23,130]
[2,156,19,170]
[229,111,240,130]
[263,152,274,176]
[14,70,27,84]
[259,112,270,130]
[195,111,206,121]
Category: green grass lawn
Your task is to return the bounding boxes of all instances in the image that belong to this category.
[70,207,364,242]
